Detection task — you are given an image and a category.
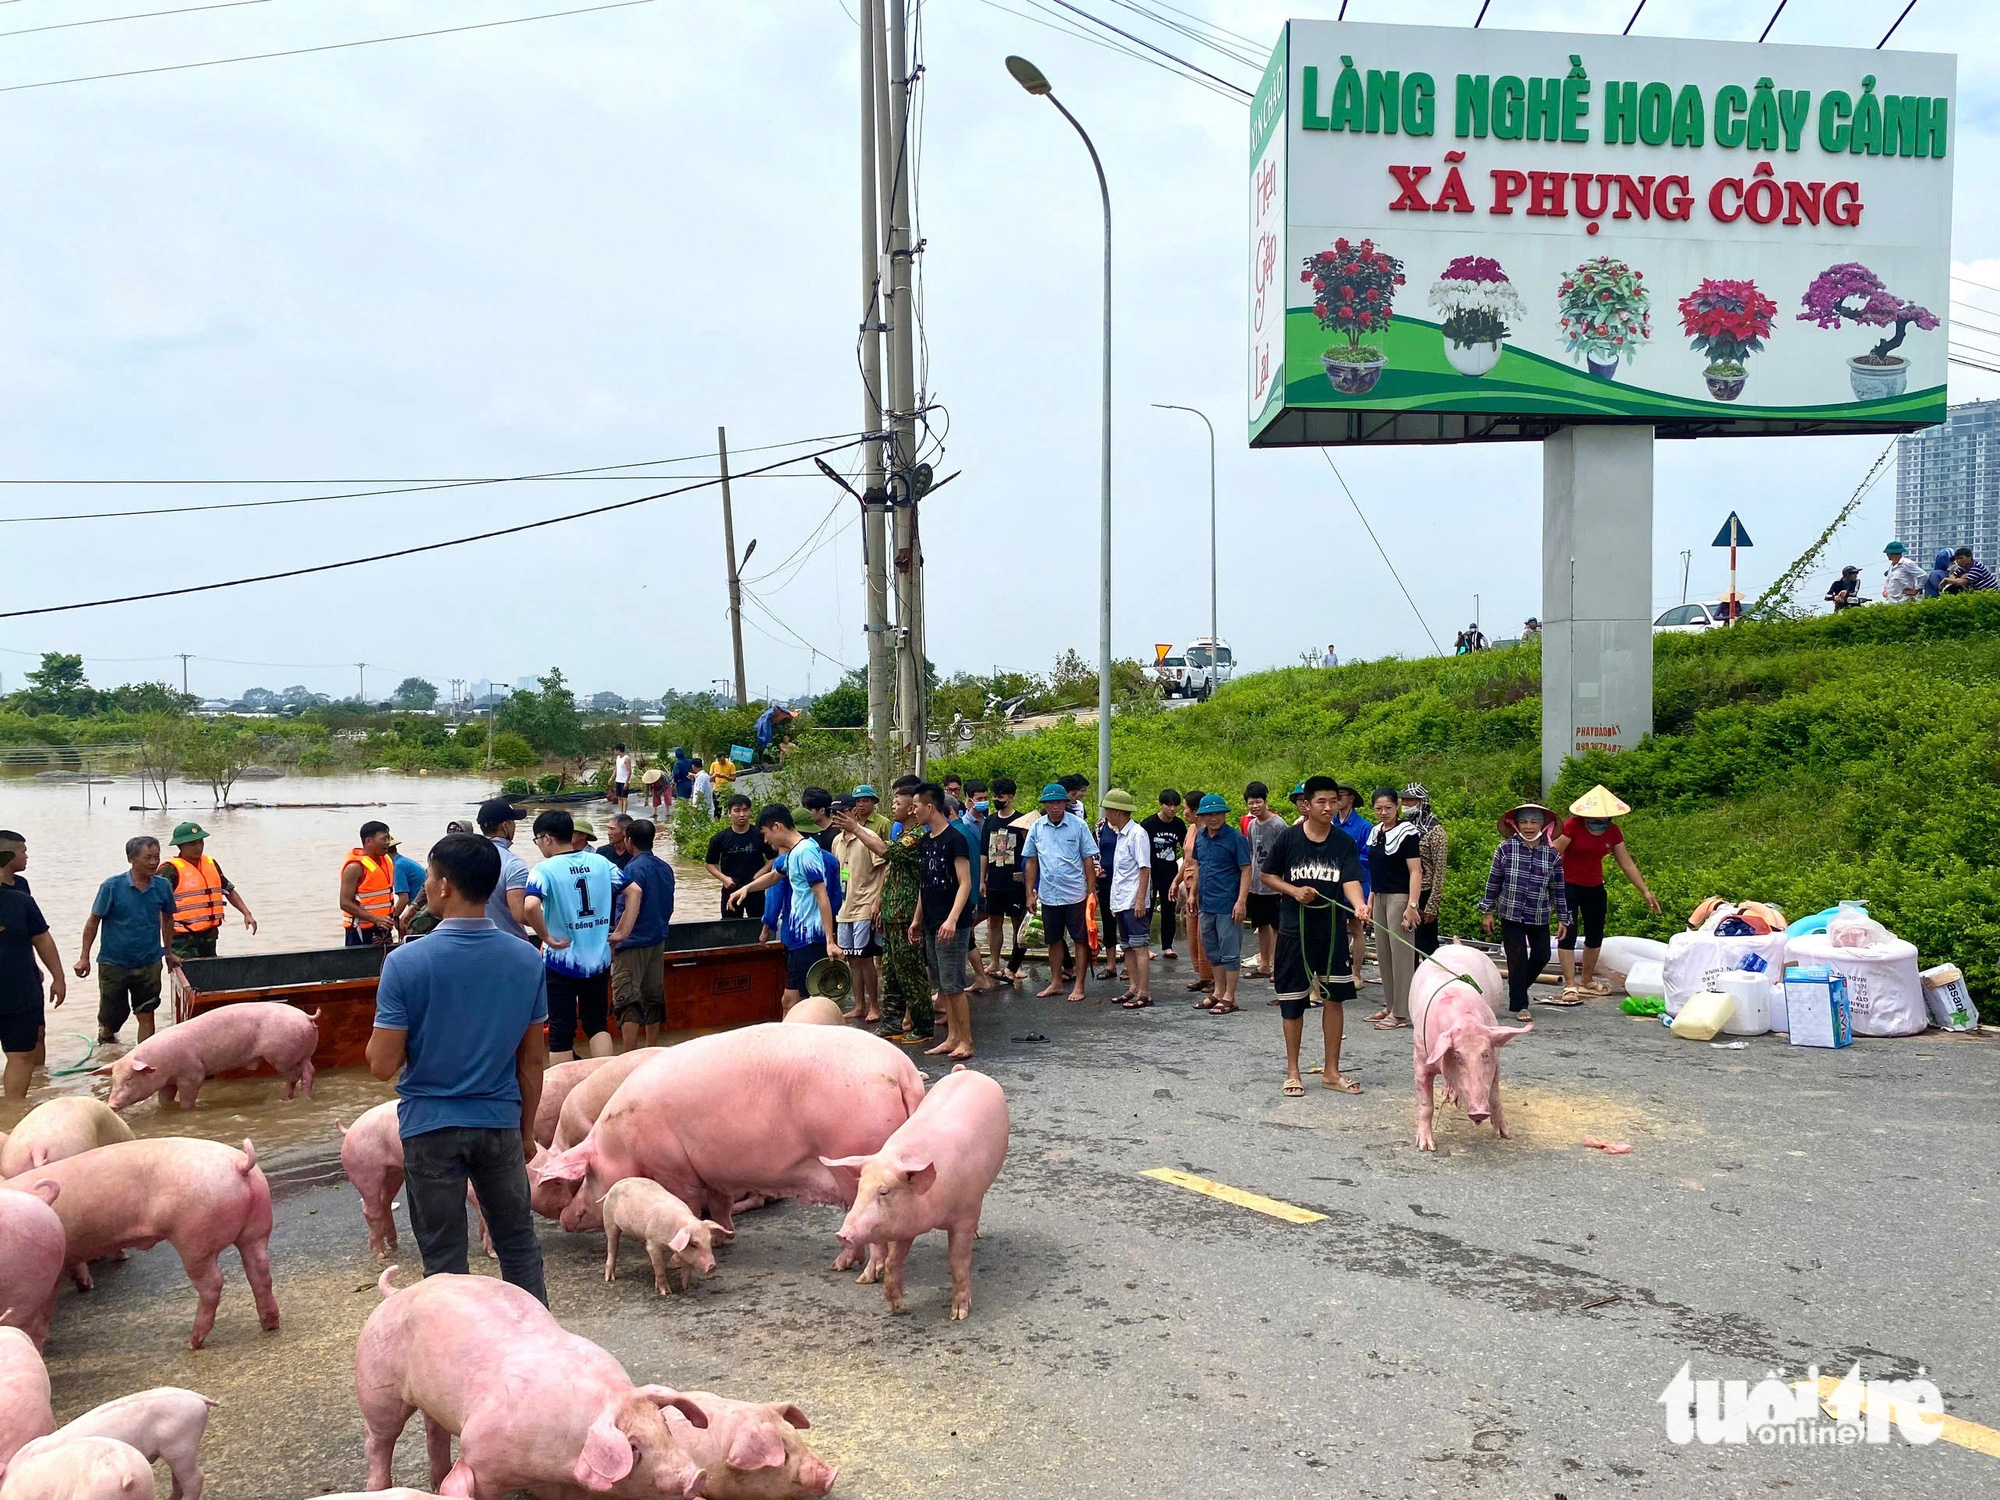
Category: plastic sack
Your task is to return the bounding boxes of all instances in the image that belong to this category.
[1785,931,1925,1036]
[1620,995,1665,1016]
[1623,959,1666,999]
[1599,935,1670,974]
[1827,911,1892,949]
[1663,928,1790,1015]
[1921,964,1980,1032]
[1670,990,1736,1040]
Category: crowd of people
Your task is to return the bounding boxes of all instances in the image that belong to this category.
[1830,539,1999,609]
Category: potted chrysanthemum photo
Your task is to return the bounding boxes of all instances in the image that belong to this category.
[1557,256,1651,379]
[1677,277,1776,402]
[1301,237,1405,396]
[1426,255,1525,377]
[1796,263,1939,401]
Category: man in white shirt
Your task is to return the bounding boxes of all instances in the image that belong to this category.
[691,764,715,818]
[610,743,634,814]
[1100,790,1153,1009]
[1882,540,1926,603]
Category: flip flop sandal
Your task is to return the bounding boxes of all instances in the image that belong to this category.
[1543,993,1585,1008]
[1372,1018,1410,1030]
[1326,1074,1363,1094]
[1282,1079,1305,1097]
[1583,980,1612,995]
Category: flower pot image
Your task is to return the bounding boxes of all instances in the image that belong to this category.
[1586,355,1620,380]
[1322,351,1386,395]
[1704,362,1748,402]
[1848,354,1910,401]
[1443,338,1502,377]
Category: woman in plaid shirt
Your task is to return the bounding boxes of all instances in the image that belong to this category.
[1477,803,1569,1018]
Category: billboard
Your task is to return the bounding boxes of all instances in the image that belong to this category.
[1249,22,1956,446]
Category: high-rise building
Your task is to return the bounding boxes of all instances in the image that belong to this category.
[1896,398,2000,567]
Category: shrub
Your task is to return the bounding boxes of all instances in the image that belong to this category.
[488,732,538,770]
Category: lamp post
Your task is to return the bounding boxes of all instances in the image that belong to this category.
[1151,403,1217,678]
[1008,54,1112,803]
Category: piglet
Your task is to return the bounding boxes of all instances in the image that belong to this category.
[9,1390,215,1500]
[0,1101,135,1179]
[822,1064,1008,1320]
[100,1003,319,1111]
[0,1436,154,1500]
[356,1269,712,1499]
[664,1393,836,1500]
[0,1327,55,1469]
[535,1054,618,1148]
[602,1179,730,1295]
[0,1182,67,1350]
[3,1138,279,1350]
[338,1103,494,1261]
[1409,942,1530,1152]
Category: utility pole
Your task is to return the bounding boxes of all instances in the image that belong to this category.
[175,654,193,696]
[1679,549,1692,605]
[718,426,749,707]
[880,0,926,772]
[858,0,894,794]
[356,663,368,703]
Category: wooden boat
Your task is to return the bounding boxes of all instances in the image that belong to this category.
[177,919,786,1072]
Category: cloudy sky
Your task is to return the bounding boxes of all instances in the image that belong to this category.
[0,0,1992,704]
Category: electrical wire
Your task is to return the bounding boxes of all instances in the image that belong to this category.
[1046,0,1252,98]
[0,0,274,42]
[1099,0,1262,70]
[1877,0,1917,48]
[0,0,658,96]
[987,0,1248,102]
[740,588,856,672]
[0,436,868,620]
[1320,451,1442,654]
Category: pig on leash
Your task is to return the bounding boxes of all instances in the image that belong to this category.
[355,1268,712,1500]
[0,1326,55,1469]
[664,1393,837,1500]
[98,1003,320,1111]
[601,1180,731,1296]
[535,1024,926,1238]
[1408,943,1531,1152]
[0,1102,134,1178]
[338,1104,495,1261]
[8,1389,215,1500]
[3,1138,279,1350]
[822,1064,1008,1320]
[0,1184,67,1350]
[0,1436,154,1500]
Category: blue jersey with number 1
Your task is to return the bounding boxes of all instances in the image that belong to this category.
[527,850,626,977]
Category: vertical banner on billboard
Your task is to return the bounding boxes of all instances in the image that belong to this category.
[1249,32,1289,431]
[1250,22,1956,446]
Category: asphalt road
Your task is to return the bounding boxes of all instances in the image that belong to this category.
[32,963,2000,1499]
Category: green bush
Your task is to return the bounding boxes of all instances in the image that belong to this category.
[489,732,539,770]
[500,776,534,798]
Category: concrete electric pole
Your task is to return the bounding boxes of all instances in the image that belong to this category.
[879,0,926,772]
[858,0,894,793]
[718,426,749,707]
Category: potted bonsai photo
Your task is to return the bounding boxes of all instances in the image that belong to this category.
[1677,277,1776,402]
[1557,256,1651,379]
[1302,237,1405,396]
[1796,262,1940,401]
[1426,255,1525,377]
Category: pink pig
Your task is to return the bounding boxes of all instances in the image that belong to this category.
[355,1268,712,1500]
[664,1394,836,1500]
[9,1388,216,1500]
[0,1182,67,1350]
[823,1065,1008,1320]
[552,1048,664,1151]
[537,1025,925,1238]
[534,1055,618,1148]
[3,1137,279,1350]
[601,1179,731,1296]
[100,1003,320,1111]
[339,1103,496,1261]
[1409,943,1531,1151]
[0,1101,135,1178]
[0,1436,154,1500]
[0,1326,55,1469]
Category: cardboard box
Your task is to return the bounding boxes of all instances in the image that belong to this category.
[1920,964,1980,1032]
[1785,967,1853,1049]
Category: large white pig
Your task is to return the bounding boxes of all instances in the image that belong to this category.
[99,1003,319,1111]
[533,1054,619,1148]
[0,1182,67,1350]
[355,1268,711,1499]
[0,1437,154,1500]
[0,1327,55,1469]
[551,1048,665,1151]
[8,1389,215,1500]
[0,1101,135,1178]
[338,1103,497,1260]
[1408,943,1530,1151]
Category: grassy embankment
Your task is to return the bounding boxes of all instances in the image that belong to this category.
[944,595,2000,998]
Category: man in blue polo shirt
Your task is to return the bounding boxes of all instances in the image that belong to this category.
[1024,782,1099,1003]
[367,832,548,1302]
[75,835,180,1045]
[1189,793,1252,1014]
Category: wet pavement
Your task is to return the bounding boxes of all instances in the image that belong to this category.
[20,961,1998,1500]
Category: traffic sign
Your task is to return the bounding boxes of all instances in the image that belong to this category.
[1712,513,1754,549]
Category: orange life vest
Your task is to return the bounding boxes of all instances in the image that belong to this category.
[167,854,226,935]
[342,849,396,929]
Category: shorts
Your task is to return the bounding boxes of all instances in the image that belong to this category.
[1246,893,1283,931]
[785,939,828,992]
[97,959,163,1034]
[1040,901,1089,951]
[923,927,971,994]
[1273,924,1357,1021]
[1560,881,1609,949]
[837,919,876,953]
[612,781,630,799]
[611,942,665,1027]
[1116,909,1151,949]
[1198,909,1242,970]
[986,886,1027,920]
[171,928,219,960]
[0,997,45,1054]
[546,968,610,1052]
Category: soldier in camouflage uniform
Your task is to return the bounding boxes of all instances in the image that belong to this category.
[879,817,932,1041]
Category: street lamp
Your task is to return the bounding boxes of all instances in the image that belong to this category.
[1008,53,1112,804]
[1151,403,1217,680]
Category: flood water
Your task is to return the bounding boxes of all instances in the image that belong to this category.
[0,770,728,1158]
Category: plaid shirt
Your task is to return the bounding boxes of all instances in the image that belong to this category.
[1478,835,1569,927]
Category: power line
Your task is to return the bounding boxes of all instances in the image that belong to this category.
[1320,450,1442,654]
[0,0,657,96]
[0,435,868,620]
[1046,0,1252,98]
[740,587,856,673]
[0,0,274,42]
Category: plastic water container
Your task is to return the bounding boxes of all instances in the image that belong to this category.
[1669,990,1736,1040]
[1623,959,1666,999]
[1715,970,1770,1034]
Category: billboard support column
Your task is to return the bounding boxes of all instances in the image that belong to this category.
[1541,425,1654,793]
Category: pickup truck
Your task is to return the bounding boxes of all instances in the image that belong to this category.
[1155,637,1235,699]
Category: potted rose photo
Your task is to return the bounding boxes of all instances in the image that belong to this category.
[1426,255,1525,377]
[1557,256,1651,380]
[1302,237,1406,396]
[1677,277,1777,402]
[1796,263,1940,401]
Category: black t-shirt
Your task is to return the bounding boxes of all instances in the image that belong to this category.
[0,881,51,1008]
[1271,823,1363,937]
[706,827,768,890]
[1368,822,1422,897]
[980,815,1028,893]
[810,824,840,854]
[918,824,972,930]
[1142,814,1187,872]
[601,846,634,870]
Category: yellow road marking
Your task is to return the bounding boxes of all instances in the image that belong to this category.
[1141,1168,1326,1224]
[1816,1378,2000,1458]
